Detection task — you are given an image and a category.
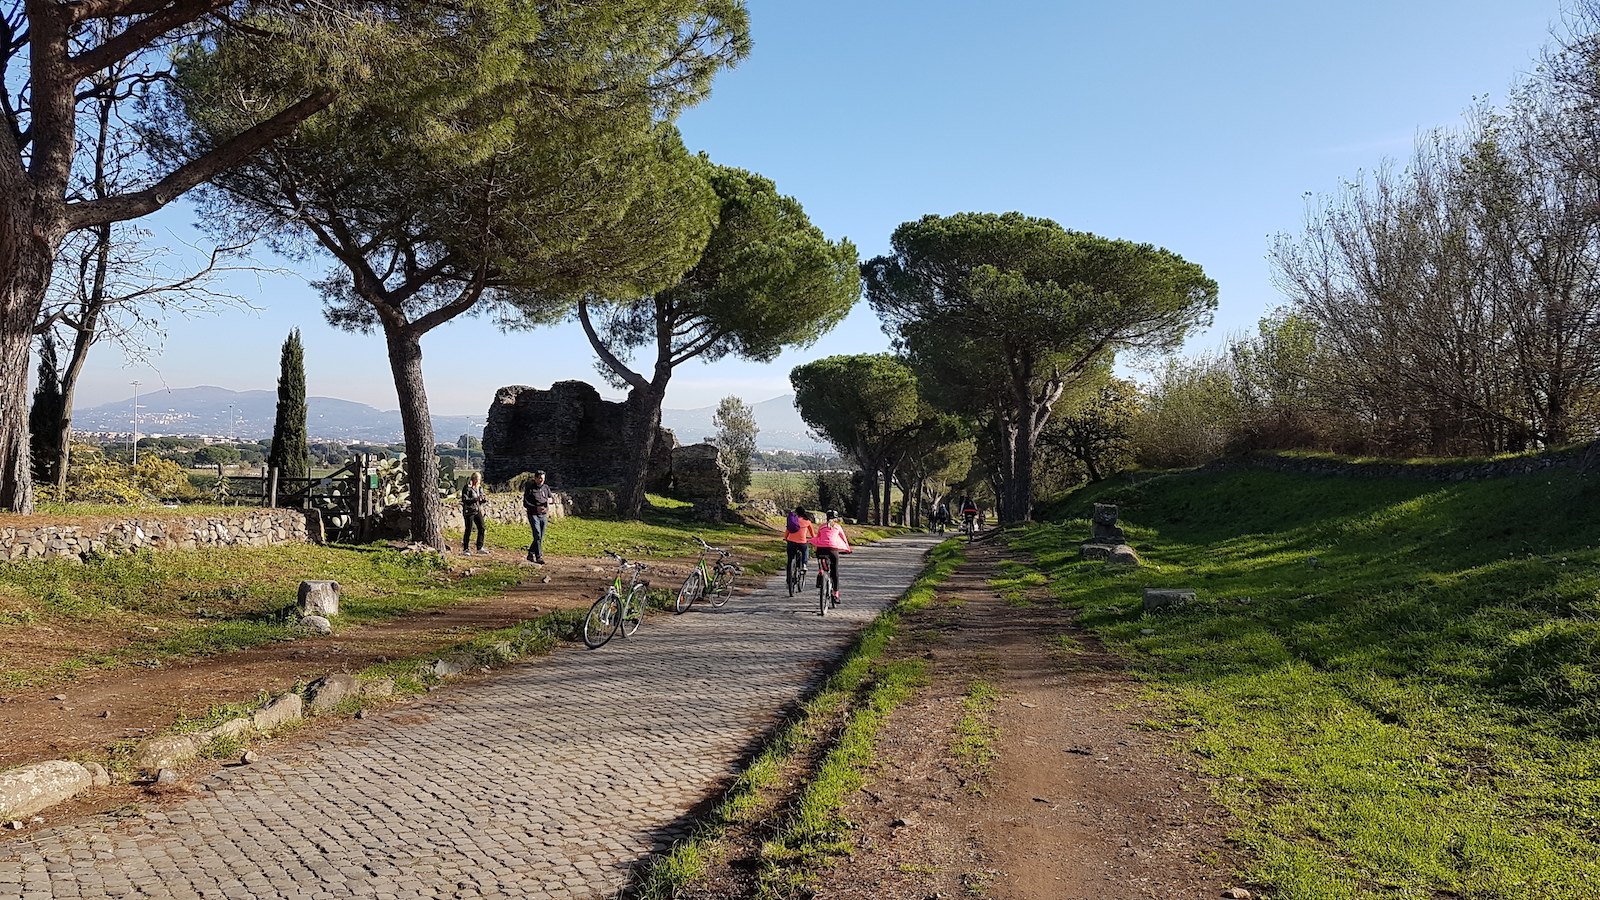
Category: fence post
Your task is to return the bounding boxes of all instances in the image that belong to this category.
[268,467,279,508]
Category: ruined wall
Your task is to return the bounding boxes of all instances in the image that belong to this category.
[482,381,675,491]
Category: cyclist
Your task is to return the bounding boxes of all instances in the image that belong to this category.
[960,496,979,532]
[932,501,951,533]
[809,510,853,606]
[784,505,817,575]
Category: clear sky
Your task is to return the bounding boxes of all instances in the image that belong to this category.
[66,0,1561,421]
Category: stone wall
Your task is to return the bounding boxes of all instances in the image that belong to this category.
[482,381,675,492]
[1198,442,1600,483]
[0,508,312,562]
[443,492,569,525]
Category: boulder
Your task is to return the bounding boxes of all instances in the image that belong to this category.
[0,761,95,819]
[432,653,479,677]
[1105,544,1141,566]
[299,615,332,634]
[252,692,304,732]
[672,443,733,509]
[361,678,396,699]
[306,674,363,713]
[132,733,205,772]
[299,580,341,617]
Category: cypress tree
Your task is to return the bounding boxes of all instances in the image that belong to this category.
[268,329,310,479]
[29,334,65,488]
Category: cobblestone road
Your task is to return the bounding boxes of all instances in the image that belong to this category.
[1,533,941,900]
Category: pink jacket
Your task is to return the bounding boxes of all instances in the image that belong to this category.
[810,522,852,551]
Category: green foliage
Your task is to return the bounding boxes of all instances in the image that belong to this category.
[791,354,921,467]
[712,395,758,501]
[1015,465,1600,898]
[864,211,1218,521]
[268,329,310,479]
[29,334,65,488]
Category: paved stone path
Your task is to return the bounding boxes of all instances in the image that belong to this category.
[1,534,941,900]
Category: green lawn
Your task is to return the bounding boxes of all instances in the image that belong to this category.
[1012,466,1600,899]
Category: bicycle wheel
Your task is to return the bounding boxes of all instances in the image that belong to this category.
[620,584,646,637]
[583,590,620,649]
[674,570,704,613]
[786,555,800,597]
[817,564,829,616]
[709,564,735,608]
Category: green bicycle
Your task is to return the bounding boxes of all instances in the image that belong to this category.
[582,551,649,649]
[674,536,740,613]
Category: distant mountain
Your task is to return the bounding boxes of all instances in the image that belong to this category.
[72,386,476,445]
[73,385,829,451]
[659,394,828,453]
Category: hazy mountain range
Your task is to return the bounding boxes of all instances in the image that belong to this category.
[73,386,829,452]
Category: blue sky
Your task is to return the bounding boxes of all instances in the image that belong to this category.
[69,0,1560,421]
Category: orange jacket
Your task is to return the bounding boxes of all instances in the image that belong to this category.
[785,516,817,544]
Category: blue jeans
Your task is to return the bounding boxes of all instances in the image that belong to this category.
[526,512,547,560]
[786,541,810,570]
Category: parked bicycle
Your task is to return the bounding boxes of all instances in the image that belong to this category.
[583,551,649,649]
[675,536,740,613]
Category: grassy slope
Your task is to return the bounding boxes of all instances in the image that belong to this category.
[1014,467,1600,900]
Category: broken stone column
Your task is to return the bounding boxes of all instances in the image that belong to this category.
[299,580,340,617]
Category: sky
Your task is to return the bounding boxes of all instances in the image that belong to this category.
[64,0,1563,424]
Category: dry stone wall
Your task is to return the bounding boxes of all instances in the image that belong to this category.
[0,508,311,562]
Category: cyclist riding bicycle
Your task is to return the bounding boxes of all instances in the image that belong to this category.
[960,496,979,530]
[785,505,817,574]
[932,502,951,532]
[809,510,853,606]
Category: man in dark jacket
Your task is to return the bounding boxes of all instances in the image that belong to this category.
[521,470,554,564]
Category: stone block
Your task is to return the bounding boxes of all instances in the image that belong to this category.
[0,761,94,819]
[299,580,341,617]
[1143,588,1195,611]
[252,692,303,732]
[132,734,206,772]
[1079,543,1113,561]
[203,718,254,742]
[431,653,478,677]
[1105,544,1141,566]
[299,615,332,634]
[306,674,362,713]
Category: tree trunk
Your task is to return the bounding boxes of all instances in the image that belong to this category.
[384,326,443,548]
[618,380,669,518]
[1,208,64,515]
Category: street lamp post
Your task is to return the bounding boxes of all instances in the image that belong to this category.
[130,381,141,467]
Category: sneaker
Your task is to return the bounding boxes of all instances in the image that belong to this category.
[526,552,537,562]
[476,549,489,555]
[535,558,545,565]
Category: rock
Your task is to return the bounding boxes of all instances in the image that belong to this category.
[1105,544,1141,566]
[361,678,396,699]
[240,751,259,765]
[81,761,111,787]
[0,761,95,819]
[5,821,22,830]
[99,710,111,718]
[154,768,177,784]
[431,653,478,677]
[132,734,206,772]
[298,615,332,634]
[203,718,253,742]
[1143,588,1195,611]
[51,694,66,702]
[1140,628,1156,635]
[252,692,303,732]
[306,674,362,713]
[1079,543,1114,561]
[671,443,734,509]
[299,580,341,617]
[1222,889,1253,900]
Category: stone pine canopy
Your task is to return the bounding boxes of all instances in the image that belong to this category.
[481,381,676,492]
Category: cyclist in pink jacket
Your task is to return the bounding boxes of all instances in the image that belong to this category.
[809,510,853,604]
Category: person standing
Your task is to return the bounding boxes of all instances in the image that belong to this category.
[521,470,553,564]
[461,471,488,555]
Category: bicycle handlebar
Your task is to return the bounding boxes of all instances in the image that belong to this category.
[693,536,732,558]
[604,550,648,571]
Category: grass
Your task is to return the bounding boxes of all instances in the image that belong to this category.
[632,538,966,900]
[0,503,792,692]
[1012,465,1600,900]
[951,678,1001,786]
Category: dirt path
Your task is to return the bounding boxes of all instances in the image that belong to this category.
[811,538,1244,900]
[0,549,705,773]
